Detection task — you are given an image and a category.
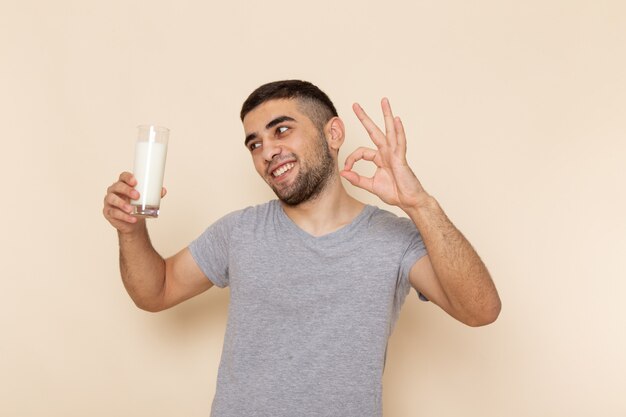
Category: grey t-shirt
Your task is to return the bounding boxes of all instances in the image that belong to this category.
[189,200,427,417]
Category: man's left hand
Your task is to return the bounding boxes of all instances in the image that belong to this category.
[341,98,429,211]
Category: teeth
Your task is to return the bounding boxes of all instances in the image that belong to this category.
[272,162,295,177]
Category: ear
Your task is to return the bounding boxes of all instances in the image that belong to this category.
[325,117,345,152]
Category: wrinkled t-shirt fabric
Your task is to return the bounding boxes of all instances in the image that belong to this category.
[189,200,427,417]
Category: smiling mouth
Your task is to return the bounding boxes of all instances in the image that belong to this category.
[272,162,295,177]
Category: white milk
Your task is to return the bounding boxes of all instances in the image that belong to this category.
[131,141,168,207]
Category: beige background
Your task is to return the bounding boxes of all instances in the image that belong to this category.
[1,0,625,416]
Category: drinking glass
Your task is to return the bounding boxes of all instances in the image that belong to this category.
[131,125,169,218]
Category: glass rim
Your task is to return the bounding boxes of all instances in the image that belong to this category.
[137,124,170,133]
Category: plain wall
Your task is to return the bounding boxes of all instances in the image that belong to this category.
[1,1,625,416]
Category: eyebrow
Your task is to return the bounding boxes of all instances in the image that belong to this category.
[244,115,297,146]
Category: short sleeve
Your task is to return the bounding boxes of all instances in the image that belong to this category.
[397,219,429,302]
[188,210,242,288]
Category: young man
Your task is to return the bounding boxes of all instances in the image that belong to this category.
[103,80,501,416]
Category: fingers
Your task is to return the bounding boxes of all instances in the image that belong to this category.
[394,115,407,154]
[119,171,137,186]
[107,179,139,201]
[104,192,134,214]
[103,202,138,224]
[352,103,386,147]
[381,97,396,145]
[341,147,378,193]
[354,99,403,151]
[103,191,137,225]
[103,173,140,227]
[339,170,375,194]
[343,146,378,171]
[118,172,167,199]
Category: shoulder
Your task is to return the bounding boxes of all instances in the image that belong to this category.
[360,205,423,249]
[215,200,276,222]
[193,201,278,247]
[366,205,416,233]
[208,200,281,236]
[230,200,278,224]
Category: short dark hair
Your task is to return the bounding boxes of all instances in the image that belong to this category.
[240,80,338,132]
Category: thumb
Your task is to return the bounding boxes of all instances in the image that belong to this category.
[340,170,374,193]
[340,170,359,185]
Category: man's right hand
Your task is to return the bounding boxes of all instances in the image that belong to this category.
[104,172,213,312]
[102,172,166,234]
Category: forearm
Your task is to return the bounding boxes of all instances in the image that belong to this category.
[118,221,166,312]
[405,196,501,325]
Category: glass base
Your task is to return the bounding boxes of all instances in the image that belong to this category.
[132,205,159,218]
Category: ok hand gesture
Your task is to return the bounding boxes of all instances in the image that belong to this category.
[340,98,430,212]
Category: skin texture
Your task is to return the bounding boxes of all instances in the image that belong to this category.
[103,173,212,312]
[342,99,501,326]
[246,115,335,206]
[103,97,500,325]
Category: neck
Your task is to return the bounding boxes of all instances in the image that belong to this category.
[280,174,365,237]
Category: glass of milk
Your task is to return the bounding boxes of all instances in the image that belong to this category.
[131,125,169,218]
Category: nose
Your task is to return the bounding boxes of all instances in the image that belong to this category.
[262,138,282,162]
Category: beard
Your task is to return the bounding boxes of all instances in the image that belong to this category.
[270,137,335,206]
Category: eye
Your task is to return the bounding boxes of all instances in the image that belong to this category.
[277,126,289,135]
[248,141,261,151]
